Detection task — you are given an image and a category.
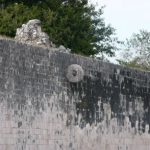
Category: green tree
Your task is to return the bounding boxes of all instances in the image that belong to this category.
[0,0,117,56]
[118,30,150,71]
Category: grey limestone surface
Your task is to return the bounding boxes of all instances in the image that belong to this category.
[0,39,150,150]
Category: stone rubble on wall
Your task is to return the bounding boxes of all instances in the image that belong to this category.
[15,19,71,53]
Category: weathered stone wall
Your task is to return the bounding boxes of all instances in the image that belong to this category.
[0,39,150,150]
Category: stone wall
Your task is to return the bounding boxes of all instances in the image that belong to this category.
[0,39,150,150]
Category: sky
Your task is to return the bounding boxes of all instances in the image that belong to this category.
[89,0,150,63]
[90,0,150,41]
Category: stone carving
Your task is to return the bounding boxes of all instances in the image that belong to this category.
[66,64,84,83]
[15,19,71,53]
[15,19,53,48]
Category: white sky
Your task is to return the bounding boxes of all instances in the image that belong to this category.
[90,0,150,41]
[89,0,150,63]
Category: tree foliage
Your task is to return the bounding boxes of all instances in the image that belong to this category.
[118,30,150,71]
[0,0,117,56]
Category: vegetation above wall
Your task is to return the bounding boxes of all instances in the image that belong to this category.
[0,0,118,56]
[118,30,150,71]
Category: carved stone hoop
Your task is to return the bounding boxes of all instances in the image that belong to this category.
[66,64,84,83]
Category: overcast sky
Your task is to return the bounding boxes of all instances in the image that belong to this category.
[90,0,150,41]
[89,0,150,63]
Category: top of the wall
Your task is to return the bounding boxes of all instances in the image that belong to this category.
[0,38,150,82]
